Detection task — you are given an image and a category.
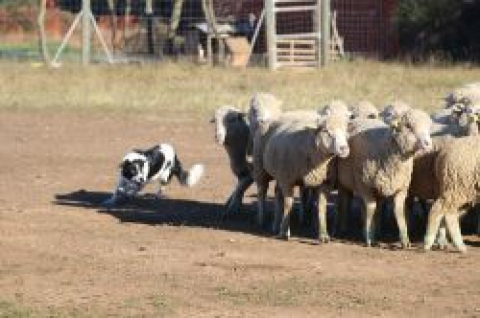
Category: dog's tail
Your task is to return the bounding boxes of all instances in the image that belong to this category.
[174,157,205,187]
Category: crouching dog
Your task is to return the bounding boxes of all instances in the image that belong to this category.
[103,143,204,207]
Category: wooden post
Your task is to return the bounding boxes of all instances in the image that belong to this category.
[145,0,154,54]
[265,0,277,70]
[320,0,330,66]
[106,0,117,53]
[37,0,50,64]
[82,0,91,65]
[315,0,321,68]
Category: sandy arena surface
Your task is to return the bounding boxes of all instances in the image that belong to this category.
[0,109,479,317]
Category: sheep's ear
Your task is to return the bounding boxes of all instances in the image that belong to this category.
[319,106,331,117]
[316,116,327,129]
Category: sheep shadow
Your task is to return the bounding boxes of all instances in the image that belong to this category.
[53,190,319,239]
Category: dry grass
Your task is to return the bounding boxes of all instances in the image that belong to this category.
[0,60,479,115]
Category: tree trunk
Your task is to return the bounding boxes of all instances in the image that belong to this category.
[37,0,50,64]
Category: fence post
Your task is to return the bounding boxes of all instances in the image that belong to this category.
[265,0,277,70]
[82,0,91,65]
[320,0,330,66]
[315,0,321,68]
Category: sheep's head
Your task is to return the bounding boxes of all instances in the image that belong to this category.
[457,104,480,136]
[350,101,379,120]
[315,112,350,158]
[318,100,352,120]
[380,101,411,123]
[248,92,283,134]
[211,106,247,145]
[388,108,433,155]
[445,82,480,108]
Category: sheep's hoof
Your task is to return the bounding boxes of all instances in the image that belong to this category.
[423,244,433,252]
[319,234,330,244]
[275,234,289,241]
[457,245,467,253]
[401,241,411,249]
[435,239,449,250]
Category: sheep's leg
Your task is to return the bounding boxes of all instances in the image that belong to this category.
[477,210,480,236]
[297,186,309,226]
[335,186,352,237]
[256,182,269,226]
[272,184,284,234]
[476,205,480,236]
[374,198,385,239]
[225,176,253,216]
[278,187,294,240]
[424,200,445,250]
[393,192,411,248]
[362,199,377,247]
[435,222,449,249]
[443,212,467,253]
[317,190,330,243]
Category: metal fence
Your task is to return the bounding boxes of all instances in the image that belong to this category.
[0,0,399,64]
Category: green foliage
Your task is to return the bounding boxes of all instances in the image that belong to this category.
[0,0,37,7]
[395,0,480,61]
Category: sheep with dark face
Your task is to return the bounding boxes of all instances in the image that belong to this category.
[337,105,433,247]
[212,106,253,217]
[254,107,350,241]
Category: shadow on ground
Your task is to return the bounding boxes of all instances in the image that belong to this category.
[53,190,480,248]
[53,189,318,239]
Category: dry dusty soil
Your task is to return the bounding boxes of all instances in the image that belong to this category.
[0,109,479,317]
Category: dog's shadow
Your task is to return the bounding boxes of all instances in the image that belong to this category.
[53,190,276,237]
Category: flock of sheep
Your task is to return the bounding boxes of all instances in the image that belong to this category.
[212,82,480,253]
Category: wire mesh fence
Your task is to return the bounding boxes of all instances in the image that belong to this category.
[0,0,399,65]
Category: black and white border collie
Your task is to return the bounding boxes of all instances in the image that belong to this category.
[103,143,204,207]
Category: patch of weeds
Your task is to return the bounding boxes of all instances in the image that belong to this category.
[0,300,33,318]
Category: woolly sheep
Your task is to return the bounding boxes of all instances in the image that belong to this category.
[444,82,480,108]
[212,106,253,217]
[337,106,433,247]
[248,92,328,225]
[248,92,283,136]
[349,101,379,119]
[407,103,480,245]
[424,136,480,252]
[254,106,350,241]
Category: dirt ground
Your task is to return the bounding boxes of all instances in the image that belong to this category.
[0,109,479,317]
